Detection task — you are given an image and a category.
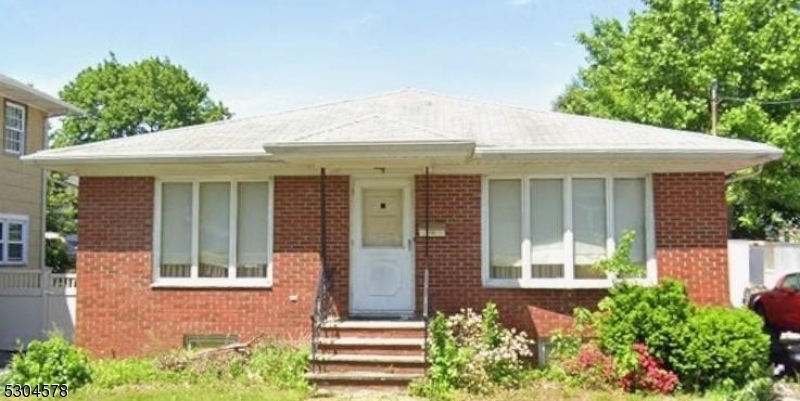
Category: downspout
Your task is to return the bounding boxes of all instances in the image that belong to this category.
[40,119,50,271]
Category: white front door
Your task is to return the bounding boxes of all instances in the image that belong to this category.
[351,178,414,316]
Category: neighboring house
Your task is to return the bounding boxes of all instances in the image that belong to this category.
[23,90,782,364]
[0,74,81,269]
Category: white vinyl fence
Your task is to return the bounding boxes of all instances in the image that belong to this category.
[728,240,800,307]
[0,269,76,350]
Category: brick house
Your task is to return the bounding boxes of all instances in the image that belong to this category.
[24,90,781,382]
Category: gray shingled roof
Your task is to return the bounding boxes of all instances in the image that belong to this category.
[24,88,782,167]
[0,73,83,116]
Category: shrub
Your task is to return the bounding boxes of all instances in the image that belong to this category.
[89,341,309,390]
[728,377,774,401]
[668,306,770,391]
[548,307,595,362]
[595,279,694,369]
[245,342,309,390]
[90,358,183,388]
[619,343,679,394]
[593,230,645,278]
[413,302,533,397]
[45,237,74,273]
[558,342,617,390]
[8,332,91,389]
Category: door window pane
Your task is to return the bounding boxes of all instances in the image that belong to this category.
[489,180,522,279]
[199,183,230,277]
[531,179,564,278]
[237,182,269,278]
[161,183,192,277]
[573,179,607,279]
[362,189,403,247]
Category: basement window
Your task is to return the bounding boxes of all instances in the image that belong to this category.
[153,180,273,288]
[183,334,239,350]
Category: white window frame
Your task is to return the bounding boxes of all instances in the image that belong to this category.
[152,179,274,288]
[481,174,656,289]
[4,102,26,155]
[0,214,29,266]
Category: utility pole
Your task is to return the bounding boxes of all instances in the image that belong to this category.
[710,79,719,136]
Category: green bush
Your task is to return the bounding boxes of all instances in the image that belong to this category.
[90,357,183,388]
[45,237,74,274]
[544,231,772,395]
[245,342,309,390]
[728,378,774,401]
[595,279,694,370]
[593,231,645,278]
[412,302,534,397]
[668,307,770,391]
[89,341,309,390]
[8,332,91,389]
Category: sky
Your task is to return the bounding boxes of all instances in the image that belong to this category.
[0,0,642,119]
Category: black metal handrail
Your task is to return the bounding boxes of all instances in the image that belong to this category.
[310,265,332,372]
[310,167,331,372]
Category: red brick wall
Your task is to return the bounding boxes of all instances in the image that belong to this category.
[76,176,349,357]
[413,175,605,338]
[653,172,729,305]
[78,172,728,356]
[413,173,730,338]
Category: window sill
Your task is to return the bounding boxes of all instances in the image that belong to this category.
[151,279,273,289]
[482,278,655,290]
[0,262,28,267]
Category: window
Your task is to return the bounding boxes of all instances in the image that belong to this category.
[4,102,25,155]
[483,175,654,288]
[780,274,800,291]
[155,181,272,286]
[0,215,28,265]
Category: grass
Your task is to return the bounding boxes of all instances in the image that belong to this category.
[67,383,306,401]
[460,383,730,401]
[1,379,762,401]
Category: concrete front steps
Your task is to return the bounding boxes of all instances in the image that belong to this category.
[306,320,427,388]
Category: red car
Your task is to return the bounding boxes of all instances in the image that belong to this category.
[749,273,800,334]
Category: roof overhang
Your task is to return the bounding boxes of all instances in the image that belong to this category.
[475,146,784,174]
[0,74,84,117]
[22,150,280,166]
[22,140,783,177]
[262,140,477,162]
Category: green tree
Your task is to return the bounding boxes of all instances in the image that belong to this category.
[46,54,231,235]
[46,172,77,235]
[556,0,800,239]
[53,54,231,147]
